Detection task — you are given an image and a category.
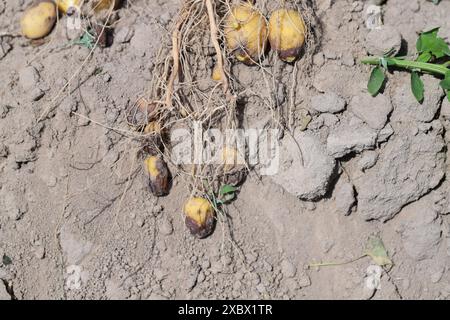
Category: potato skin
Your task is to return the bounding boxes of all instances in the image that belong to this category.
[20,1,57,40]
[268,9,307,62]
[184,197,215,239]
[145,156,171,197]
[225,4,268,65]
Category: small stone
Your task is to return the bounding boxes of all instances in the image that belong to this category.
[34,246,45,259]
[19,66,40,91]
[313,52,325,67]
[334,181,356,216]
[115,26,134,43]
[298,274,311,288]
[365,26,402,56]
[30,88,45,101]
[310,92,346,114]
[341,52,355,66]
[135,217,144,227]
[103,73,111,82]
[280,260,296,278]
[152,204,163,215]
[159,218,173,236]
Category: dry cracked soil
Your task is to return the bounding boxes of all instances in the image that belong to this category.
[1,0,450,300]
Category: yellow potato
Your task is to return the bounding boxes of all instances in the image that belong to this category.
[20,1,57,40]
[224,4,268,65]
[91,0,122,13]
[268,9,307,62]
[55,0,81,15]
[184,197,214,238]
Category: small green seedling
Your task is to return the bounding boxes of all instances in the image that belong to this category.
[72,29,96,49]
[309,235,392,268]
[362,27,450,103]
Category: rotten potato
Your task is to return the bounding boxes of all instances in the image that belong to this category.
[224,3,268,65]
[218,146,247,186]
[184,197,215,239]
[268,9,307,62]
[144,155,171,197]
[20,1,57,39]
[126,98,159,130]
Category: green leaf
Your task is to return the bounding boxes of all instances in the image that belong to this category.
[367,67,385,96]
[417,51,432,63]
[219,184,237,196]
[364,236,392,267]
[416,27,450,59]
[411,72,424,103]
[447,91,450,103]
[440,72,450,91]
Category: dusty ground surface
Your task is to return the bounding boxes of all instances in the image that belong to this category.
[1,0,450,300]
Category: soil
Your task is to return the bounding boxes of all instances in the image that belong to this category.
[1,0,450,300]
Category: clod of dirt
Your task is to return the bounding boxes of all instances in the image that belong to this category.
[364,25,402,56]
[333,180,356,216]
[355,121,445,221]
[114,26,134,44]
[398,198,442,261]
[377,123,394,143]
[271,131,336,200]
[349,93,393,129]
[310,92,346,114]
[327,116,378,158]
[358,150,379,171]
[18,66,40,91]
[0,187,28,220]
[159,218,173,236]
[390,74,444,123]
[280,259,296,278]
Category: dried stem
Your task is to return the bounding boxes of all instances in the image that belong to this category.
[205,0,231,100]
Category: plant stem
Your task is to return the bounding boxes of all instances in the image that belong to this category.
[308,255,367,268]
[361,57,449,76]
